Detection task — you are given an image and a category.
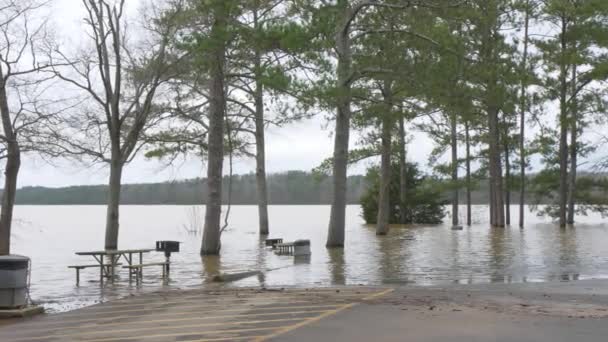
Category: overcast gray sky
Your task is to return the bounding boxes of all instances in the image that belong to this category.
[14,0,440,188]
[20,0,606,188]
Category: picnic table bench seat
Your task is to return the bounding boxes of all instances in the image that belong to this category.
[122,262,169,281]
[68,263,122,285]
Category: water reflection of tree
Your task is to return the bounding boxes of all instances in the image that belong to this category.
[557,227,580,281]
[201,255,221,282]
[328,248,345,285]
[488,228,513,283]
[376,225,409,284]
[256,237,267,286]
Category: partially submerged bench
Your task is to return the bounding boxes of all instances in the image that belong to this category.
[265,238,283,248]
[123,262,169,282]
[275,242,295,255]
[275,240,311,256]
[68,263,122,285]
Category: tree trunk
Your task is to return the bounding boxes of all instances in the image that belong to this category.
[504,143,511,226]
[465,121,472,226]
[0,78,19,256]
[327,2,352,248]
[488,106,504,227]
[398,117,407,224]
[483,0,504,228]
[558,17,569,228]
[567,64,577,225]
[104,157,123,250]
[376,114,392,235]
[201,1,227,255]
[518,0,530,229]
[450,113,459,227]
[253,13,269,235]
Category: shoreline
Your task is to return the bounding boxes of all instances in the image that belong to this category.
[2,280,608,341]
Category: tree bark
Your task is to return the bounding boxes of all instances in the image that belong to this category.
[253,8,269,235]
[504,142,511,226]
[465,121,472,226]
[201,1,227,255]
[376,112,392,235]
[104,156,123,250]
[558,17,569,228]
[450,113,459,227]
[567,64,577,225]
[398,117,407,224]
[518,0,530,229]
[327,0,352,248]
[483,0,504,227]
[0,77,19,256]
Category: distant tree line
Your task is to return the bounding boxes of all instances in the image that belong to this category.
[13,172,366,205]
[10,170,601,206]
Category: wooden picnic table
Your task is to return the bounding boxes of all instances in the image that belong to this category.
[75,249,153,283]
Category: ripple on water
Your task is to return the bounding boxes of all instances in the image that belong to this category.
[11,204,608,313]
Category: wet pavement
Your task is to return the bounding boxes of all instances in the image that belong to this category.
[0,287,391,341]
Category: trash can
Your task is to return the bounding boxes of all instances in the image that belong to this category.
[293,240,311,256]
[0,255,29,309]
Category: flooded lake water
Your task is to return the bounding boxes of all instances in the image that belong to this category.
[10,205,608,312]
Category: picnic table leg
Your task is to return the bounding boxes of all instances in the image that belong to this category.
[76,268,80,286]
[99,254,104,285]
[128,253,133,283]
[110,255,115,283]
[139,252,143,279]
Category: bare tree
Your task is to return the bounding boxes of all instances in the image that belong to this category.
[47,0,181,250]
[0,0,59,255]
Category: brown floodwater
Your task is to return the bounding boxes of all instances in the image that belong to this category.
[10,205,608,313]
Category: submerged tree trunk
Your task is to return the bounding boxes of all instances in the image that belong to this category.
[567,64,577,225]
[253,25,269,235]
[201,2,227,255]
[450,113,459,227]
[482,0,504,227]
[504,143,511,226]
[0,77,19,255]
[465,121,472,226]
[105,157,123,250]
[488,106,504,227]
[518,0,530,229]
[376,113,392,235]
[327,1,352,247]
[398,117,407,224]
[558,18,569,228]
[0,76,20,256]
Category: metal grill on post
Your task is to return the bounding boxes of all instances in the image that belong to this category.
[155,241,180,275]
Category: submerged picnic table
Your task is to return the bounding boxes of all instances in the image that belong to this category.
[74,249,154,284]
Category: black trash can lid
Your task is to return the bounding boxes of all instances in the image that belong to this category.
[0,255,29,270]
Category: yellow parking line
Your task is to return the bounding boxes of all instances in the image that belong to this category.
[252,303,357,342]
[13,317,305,342]
[80,326,285,342]
[362,288,394,300]
[253,288,395,342]
[17,304,343,328]
[73,291,373,310]
[56,299,328,317]
[24,309,330,334]
[175,337,266,342]
[61,296,311,312]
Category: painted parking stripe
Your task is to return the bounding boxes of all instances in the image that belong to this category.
[16,309,331,334]
[71,291,376,310]
[254,288,395,341]
[54,299,343,317]
[13,304,344,328]
[11,318,305,341]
